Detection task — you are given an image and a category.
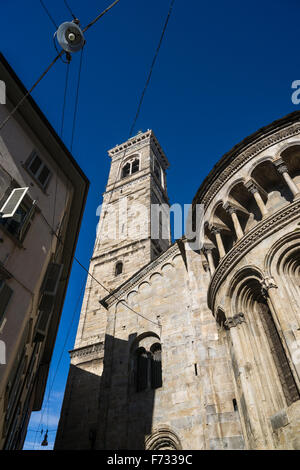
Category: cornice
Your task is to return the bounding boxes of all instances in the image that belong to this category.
[193,114,300,211]
[100,242,180,308]
[207,199,300,311]
[108,130,170,169]
[69,342,104,361]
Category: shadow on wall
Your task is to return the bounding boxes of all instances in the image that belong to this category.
[55,333,158,450]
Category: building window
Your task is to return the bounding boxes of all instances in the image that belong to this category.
[131,159,139,174]
[121,157,140,179]
[26,151,52,189]
[115,261,123,276]
[122,163,131,179]
[154,159,161,182]
[0,193,35,242]
[0,280,13,326]
[134,340,162,392]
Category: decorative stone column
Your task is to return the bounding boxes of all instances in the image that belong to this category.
[224,204,244,240]
[224,311,273,449]
[244,181,268,217]
[273,158,300,199]
[261,276,300,386]
[211,227,226,258]
[203,246,215,275]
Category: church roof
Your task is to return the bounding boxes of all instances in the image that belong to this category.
[192,110,300,209]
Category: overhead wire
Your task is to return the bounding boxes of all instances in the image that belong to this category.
[0,0,122,132]
[12,0,174,445]
[77,0,176,325]
[70,47,84,151]
[82,0,121,33]
[93,0,175,255]
[39,0,58,29]
[33,279,86,447]
[129,0,175,137]
[63,0,77,21]
[0,51,63,132]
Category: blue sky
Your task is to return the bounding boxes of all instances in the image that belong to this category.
[1,0,300,450]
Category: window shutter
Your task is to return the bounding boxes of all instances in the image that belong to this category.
[0,188,29,218]
[42,263,63,296]
[33,309,52,343]
[19,200,36,241]
[0,282,13,321]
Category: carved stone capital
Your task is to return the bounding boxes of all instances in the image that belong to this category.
[273,158,288,175]
[261,276,278,298]
[211,226,221,235]
[244,180,259,195]
[223,203,237,215]
[224,312,246,329]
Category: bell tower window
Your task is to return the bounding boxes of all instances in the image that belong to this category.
[122,163,130,179]
[121,157,140,179]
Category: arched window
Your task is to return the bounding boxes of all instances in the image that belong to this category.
[121,157,140,179]
[115,261,123,276]
[122,163,130,179]
[133,339,162,392]
[131,158,140,174]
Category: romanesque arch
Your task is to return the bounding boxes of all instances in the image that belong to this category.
[145,427,182,450]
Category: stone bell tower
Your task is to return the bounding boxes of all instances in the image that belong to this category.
[55,130,170,449]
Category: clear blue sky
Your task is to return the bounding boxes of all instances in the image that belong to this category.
[2,0,300,450]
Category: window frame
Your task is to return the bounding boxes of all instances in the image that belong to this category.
[0,194,36,243]
[120,156,140,180]
[26,151,52,190]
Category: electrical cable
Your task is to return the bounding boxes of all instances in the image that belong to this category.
[0,1,122,132]
[93,0,175,252]
[63,0,77,21]
[33,279,86,447]
[18,0,175,444]
[39,0,58,29]
[129,0,175,137]
[82,0,121,33]
[70,47,84,151]
[74,256,160,327]
[60,59,70,138]
[0,51,63,132]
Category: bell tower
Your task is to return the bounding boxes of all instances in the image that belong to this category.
[55,130,171,449]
